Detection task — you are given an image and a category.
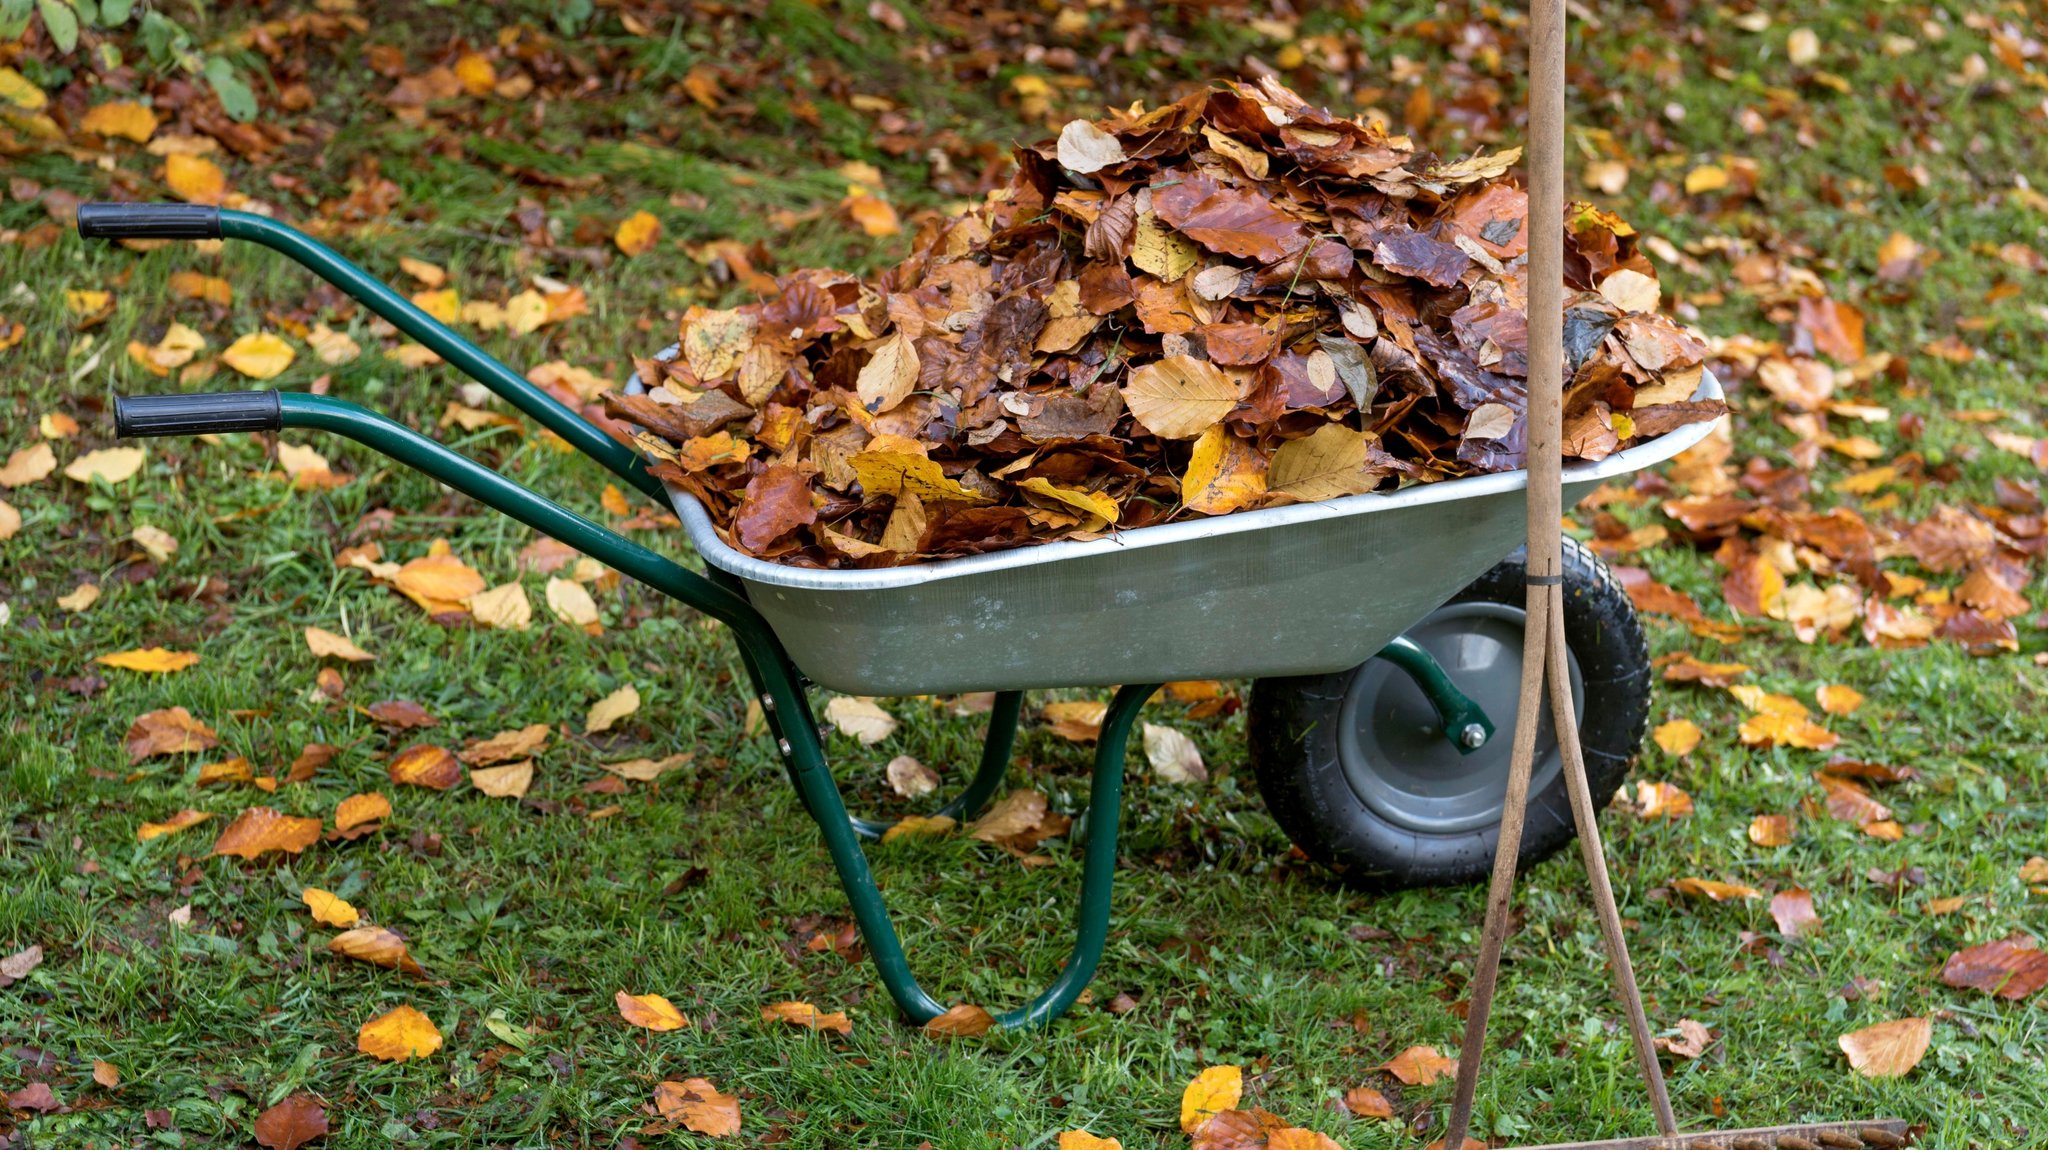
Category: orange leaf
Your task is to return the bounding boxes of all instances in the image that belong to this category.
[1671,877,1762,902]
[1939,938,2048,1000]
[304,626,375,662]
[164,154,229,204]
[301,888,360,928]
[1651,719,1701,756]
[1816,684,1864,716]
[1179,1064,1243,1132]
[333,791,392,832]
[211,808,321,858]
[1770,888,1821,937]
[1058,1133,1124,1150]
[357,1005,442,1062]
[124,707,218,762]
[1379,1045,1456,1086]
[196,757,255,787]
[137,808,212,841]
[846,194,901,237]
[91,1060,119,1088]
[616,990,688,1031]
[329,926,424,975]
[1837,1017,1931,1078]
[168,271,233,306]
[391,553,486,614]
[1341,1085,1394,1118]
[922,1003,995,1038]
[388,745,461,790]
[760,1000,853,1035]
[1747,814,1795,847]
[614,210,662,256]
[654,1078,741,1137]
[458,723,550,765]
[1635,781,1693,819]
[96,647,201,674]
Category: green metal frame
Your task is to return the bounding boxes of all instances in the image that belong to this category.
[103,209,1499,1028]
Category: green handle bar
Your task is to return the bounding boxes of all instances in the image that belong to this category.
[76,201,668,504]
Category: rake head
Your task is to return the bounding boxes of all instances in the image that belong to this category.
[1488,1118,1911,1149]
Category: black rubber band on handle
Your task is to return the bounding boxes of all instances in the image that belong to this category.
[76,203,223,241]
[1524,573,1564,586]
[114,392,282,438]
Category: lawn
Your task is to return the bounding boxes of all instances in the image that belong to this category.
[2,2,2044,1148]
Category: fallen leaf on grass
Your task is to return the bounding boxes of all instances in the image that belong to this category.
[65,447,146,485]
[760,1001,853,1034]
[1635,781,1693,819]
[304,626,374,662]
[1939,938,2048,1000]
[923,1003,995,1037]
[1341,1085,1393,1118]
[6,1082,60,1113]
[394,553,486,615]
[654,1078,740,1137]
[388,745,461,790]
[968,789,1068,850]
[137,809,211,841]
[91,1061,118,1088]
[1747,814,1795,847]
[615,209,662,257]
[197,757,255,786]
[601,754,692,782]
[212,808,321,858]
[301,888,359,928]
[96,647,200,674]
[1379,1045,1456,1086]
[1816,684,1864,716]
[1043,699,1107,742]
[0,443,57,488]
[464,582,532,630]
[459,724,549,765]
[586,684,640,733]
[882,814,956,841]
[0,499,17,541]
[1653,1018,1714,1059]
[1838,1017,1930,1078]
[125,707,218,761]
[470,760,534,798]
[221,332,296,380]
[329,927,423,975]
[0,945,42,987]
[56,583,100,612]
[1671,878,1762,902]
[1143,723,1208,783]
[287,743,337,783]
[334,792,391,834]
[365,699,437,730]
[1059,1133,1124,1150]
[1659,654,1751,686]
[824,696,897,744]
[358,1005,441,1062]
[617,990,688,1031]
[885,755,938,797]
[1770,889,1821,937]
[1651,719,1702,756]
[545,576,601,632]
[252,1092,328,1150]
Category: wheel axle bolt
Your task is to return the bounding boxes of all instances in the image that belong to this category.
[1459,723,1488,749]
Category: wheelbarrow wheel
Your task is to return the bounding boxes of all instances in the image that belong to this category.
[1247,537,1649,890]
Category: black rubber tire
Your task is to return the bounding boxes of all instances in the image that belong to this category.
[1247,537,1650,890]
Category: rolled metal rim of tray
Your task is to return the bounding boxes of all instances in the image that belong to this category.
[631,358,1725,594]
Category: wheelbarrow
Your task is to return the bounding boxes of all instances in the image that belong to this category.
[81,201,1722,1030]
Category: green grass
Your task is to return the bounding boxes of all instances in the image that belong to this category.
[3,2,2045,1147]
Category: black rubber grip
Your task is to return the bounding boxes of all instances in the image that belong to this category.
[76,203,222,240]
[114,392,282,438]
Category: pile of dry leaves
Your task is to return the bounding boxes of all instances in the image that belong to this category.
[606,78,1724,567]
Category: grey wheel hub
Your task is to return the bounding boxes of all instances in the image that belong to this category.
[1337,602,1585,835]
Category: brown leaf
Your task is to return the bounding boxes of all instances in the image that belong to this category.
[1153,171,1311,263]
[6,1082,61,1113]
[137,808,212,842]
[1671,878,1762,902]
[734,464,818,553]
[329,926,425,975]
[1770,888,1822,937]
[760,1000,853,1035]
[654,1078,741,1137]
[388,745,461,790]
[211,808,322,859]
[1652,1018,1714,1059]
[0,944,43,987]
[333,791,391,833]
[1838,1017,1931,1078]
[365,699,437,730]
[1341,1085,1393,1118]
[1747,814,1795,847]
[1939,938,2048,1000]
[922,1003,995,1037]
[459,724,551,765]
[252,1092,328,1150]
[1379,1045,1456,1085]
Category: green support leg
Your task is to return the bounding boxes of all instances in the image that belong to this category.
[847,691,1023,839]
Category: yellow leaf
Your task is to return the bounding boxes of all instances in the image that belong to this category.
[136,809,212,841]
[586,684,640,733]
[388,745,461,790]
[0,498,17,541]
[1838,1018,1931,1079]
[1267,423,1381,501]
[616,990,689,1032]
[504,290,550,335]
[1180,1065,1243,1133]
[1120,356,1242,439]
[1018,476,1119,529]
[1,442,58,487]
[305,626,375,662]
[38,411,78,439]
[65,289,111,318]
[1059,1133,1124,1150]
[210,807,321,858]
[855,332,920,414]
[849,450,990,504]
[1652,719,1701,756]
[130,523,175,563]
[334,792,392,832]
[881,814,956,842]
[1380,1045,1458,1086]
[654,1078,741,1137]
[80,101,160,143]
[330,926,424,974]
[393,553,485,613]
[411,289,460,324]
[0,66,49,111]
[760,1001,854,1035]
[614,209,662,256]
[164,154,229,205]
[305,324,361,365]
[197,756,255,786]
[1817,684,1864,715]
[301,888,360,928]
[399,256,446,287]
[464,582,533,631]
[221,332,296,380]
[168,271,233,306]
[65,446,146,485]
[600,753,693,782]
[459,723,550,765]
[56,580,100,610]
[1132,211,1199,282]
[823,696,897,744]
[545,576,601,631]
[682,307,757,380]
[358,1005,442,1062]
[1684,165,1729,195]
[96,647,199,673]
[846,193,901,237]
[469,760,534,798]
[1182,424,1267,514]
[453,51,497,96]
[1671,877,1763,901]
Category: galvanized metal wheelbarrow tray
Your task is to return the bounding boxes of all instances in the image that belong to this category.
[83,202,1722,1029]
